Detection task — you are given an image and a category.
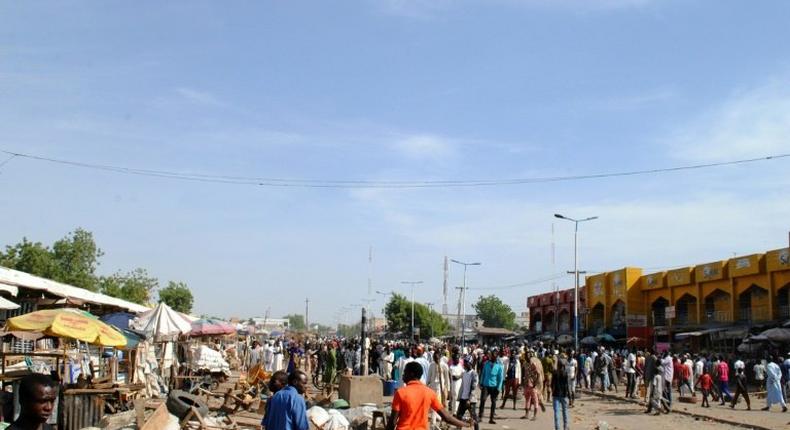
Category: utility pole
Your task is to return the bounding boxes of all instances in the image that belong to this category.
[305,298,310,333]
[401,281,423,341]
[555,213,598,352]
[426,302,435,338]
[451,259,481,350]
[567,270,587,335]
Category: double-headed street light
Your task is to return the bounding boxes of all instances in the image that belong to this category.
[450,259,481,348]
[401,281,423,340]
[554,213,598,352]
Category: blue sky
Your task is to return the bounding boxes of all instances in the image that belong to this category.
[2,0,790,324]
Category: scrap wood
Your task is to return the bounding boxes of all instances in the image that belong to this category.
[141,403,171,430]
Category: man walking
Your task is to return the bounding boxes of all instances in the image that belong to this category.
[761,355,787,412]
[388,362,472,430]
[456,358,480,430]
[644,350,666,415]
[477,350,504,424]
[730,363,751,410]
[262,370,309,430]
[552,358,570,430]
[499,349,521,410]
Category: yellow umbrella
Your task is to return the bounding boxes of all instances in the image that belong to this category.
[6,309,127,347]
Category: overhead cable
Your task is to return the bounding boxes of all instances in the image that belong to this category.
[1,149,787,189]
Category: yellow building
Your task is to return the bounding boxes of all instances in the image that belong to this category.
[585,246,790,338]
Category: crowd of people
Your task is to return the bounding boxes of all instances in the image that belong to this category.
[251,336,790,430]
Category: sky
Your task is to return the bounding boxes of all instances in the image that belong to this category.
[1,0,790,325]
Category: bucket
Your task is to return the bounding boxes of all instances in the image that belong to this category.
[383,380,397,396]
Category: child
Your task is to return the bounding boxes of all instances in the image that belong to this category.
[695,369,713,408]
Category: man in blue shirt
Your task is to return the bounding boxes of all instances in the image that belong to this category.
[477,350,504,425]
[262,370,309,430]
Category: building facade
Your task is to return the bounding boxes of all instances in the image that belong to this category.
[585,246,790,341]
[527,287,586,334]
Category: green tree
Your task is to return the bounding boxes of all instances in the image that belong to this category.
[99,268,158,305]
[0,228,103,291]
[473,295,516,330]
[0,238,61,279]
[337,322,361,338]
[384,293,450,339]
[283,314,306,330]
[158,281,194,313]
[51,228,103,291]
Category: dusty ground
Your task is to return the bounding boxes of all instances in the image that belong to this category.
[467,392,750,430]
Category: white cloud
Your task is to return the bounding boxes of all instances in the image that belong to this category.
[393,134,457,160]
[174,87,229,108]
[670,80,790,162]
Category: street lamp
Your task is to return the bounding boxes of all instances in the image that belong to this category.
[376,290,393,333]
[401,281,423,340]
[554,213,598,352]
[450,259,481,349]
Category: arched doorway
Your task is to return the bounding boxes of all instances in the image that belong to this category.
[651,297,669,326]
[738,285,769,322]
[532,312,543,332]
[589,303,604,334]
[704,289,731,324]
[558,309,570,332]
[675,294,698,326]
[611,300,626,332]
[544,310,555,333]
[776,283,790,320]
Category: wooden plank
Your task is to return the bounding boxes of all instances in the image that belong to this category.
[134,398,146,428]
[141,403,171,430]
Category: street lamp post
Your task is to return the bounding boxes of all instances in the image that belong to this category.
[555,213,598,352]
[401,281,423,340]
[450,259,481,350]
[376,290,393,333]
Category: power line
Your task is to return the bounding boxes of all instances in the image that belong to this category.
[1,149,788,189]
[468,273,567,290]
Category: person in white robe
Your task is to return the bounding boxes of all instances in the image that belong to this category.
[761,356,787,412]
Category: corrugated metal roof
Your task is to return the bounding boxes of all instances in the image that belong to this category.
[0,266,150,314]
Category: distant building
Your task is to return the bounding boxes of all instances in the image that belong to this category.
[250,317,289,333]
[527,287,586,335]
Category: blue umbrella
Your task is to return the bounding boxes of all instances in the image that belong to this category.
[100,312,135,330]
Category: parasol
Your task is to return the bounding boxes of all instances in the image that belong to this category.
[6,309,126,346]
[131,302,192,340]
[597,333,616,343]
[755,327,790,343]
[556,334,573,345]
[189,318,236,336]
[580,336,598,346]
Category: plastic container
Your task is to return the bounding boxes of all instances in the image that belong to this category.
[383,380,397,396]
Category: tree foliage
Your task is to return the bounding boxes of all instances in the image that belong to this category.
[473,295,517,330]
[1,228,195,309]
[99,268,158,305]
[384,293,450,339]
[158,281,194,313]
[283,314,306,330]
[0,228,103,291]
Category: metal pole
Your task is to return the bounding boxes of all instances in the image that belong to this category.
[461,265,467,349]
[411,284,415,340]
[573,220,579,352]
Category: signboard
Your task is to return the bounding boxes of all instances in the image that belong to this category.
[655,342,670,353]
[665,306,676,319]
[626,314,647,327]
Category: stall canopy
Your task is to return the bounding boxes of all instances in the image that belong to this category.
[131,302,192,340]
[0,296,20,310]
[752,327,790,343]
[0,266,149,313]
[189,318,236,336]
[6,308,127,346]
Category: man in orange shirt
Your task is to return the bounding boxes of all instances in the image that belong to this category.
[388,362,473,430]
